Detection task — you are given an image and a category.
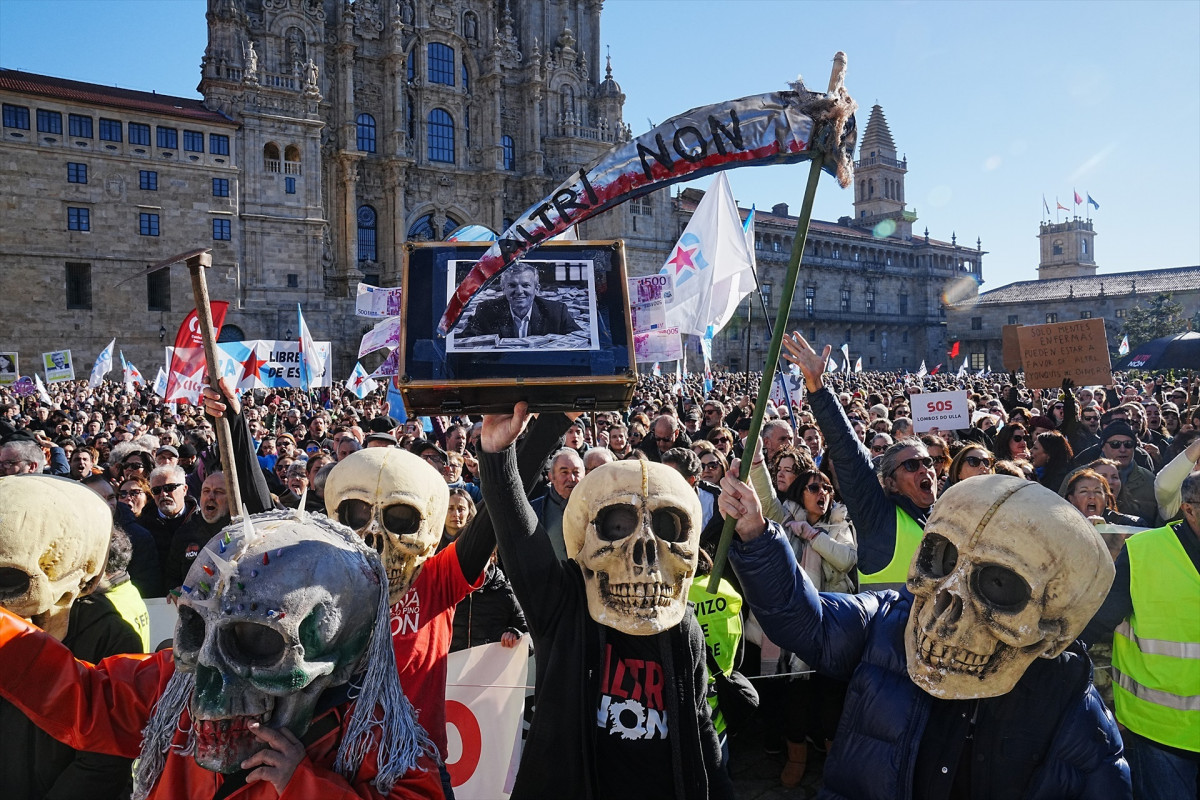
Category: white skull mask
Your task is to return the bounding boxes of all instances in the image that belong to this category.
[0,475,110,640]
[324,448,448,605]
[173,512,383,773]
[564,460,701,635]
[905,475,1114,699]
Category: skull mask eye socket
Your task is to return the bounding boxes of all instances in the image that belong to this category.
[973,565,1031,612]
[596,504,638,542]
[0,566,30,600]
[382,503,421,537]
[652,508,687,543]
[222,621,286,667]
[176,605,206,652]
[338,499,373,531]
[915,533,958,578]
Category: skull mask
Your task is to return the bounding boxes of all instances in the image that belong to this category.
[0,475,110,640]
[172,511,383,773]
[324,448,448,605]
[563,460,701,635]
[905,475,1114,699]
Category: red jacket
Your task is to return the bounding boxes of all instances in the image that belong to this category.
[0,609,442,800]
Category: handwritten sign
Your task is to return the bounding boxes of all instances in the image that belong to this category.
[1001,324,1022,372]
[911,390,970,433]
[1016,319,1112,390]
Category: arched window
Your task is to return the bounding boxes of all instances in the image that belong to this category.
[283,144,301,175]
[356,113,376,153]
[501,135,515,170]
[263,142,281,172]
[407,49,415,82]
[405,95,415,142]
[357,205,377,262]
[407,213,459,241]
[461,61,469,92]
[428,108,454,163]
[428,42,455,86]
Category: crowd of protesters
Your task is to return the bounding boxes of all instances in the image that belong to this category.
[0,347,1197,798]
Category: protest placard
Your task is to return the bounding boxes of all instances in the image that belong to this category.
[633,327,683,363]
[628,273,674,305]
[1016,319,1112,390]
[356,283,403,318]
[0,352,17,385]
[42,350,75,383]
[1001,324,1022,372]
[911,390,970,432]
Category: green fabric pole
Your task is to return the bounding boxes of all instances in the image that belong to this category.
[708,154,825,592]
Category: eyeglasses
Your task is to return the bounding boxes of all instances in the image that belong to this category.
[1009,434,1027,443]
[1105,439,1136,450]
[150,482,184,496]
[122,462,145,471]
[703,408,718,415]
[712,437,732,445]
[1081,415,1098,422]
[655,435,675,444]
[964,455,993,468]
[1052,404,1064,411]
[700,460,720,470]
[893,456,935,474]
[117,489,144,499]
[871,444,888,453]
[805,483,832,494]
[0,459,26,471]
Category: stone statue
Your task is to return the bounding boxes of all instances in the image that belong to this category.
[463,12,477,41]
[245,40,258,76]
[304,59,320,94]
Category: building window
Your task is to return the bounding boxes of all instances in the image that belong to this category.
[283,145,301,174]
[407,49,416,81]
[212,177,229,197]
[212,218,231,240]
[427,108,454,163]
[805,286,815,316]
[899,293,908,315]
[1052,239,1063,256]
[356,113,377,152]
[287,274,299,288]
[845,329,852,345]
[67,207,90,231]
[37,109,62,134]
[139,170,157,190]
[285,176,296,194]
[761,283,772,308]
[971,316,982,330]
[357,205,377,261]
[428,42,455,86]
[210,133,230,155]
[1007,314,1019,325]
[183,130,204,152]
[501,134,515,170]
[139,212,160,236]
[147,270,170,312]
[1079,310,1093,319]
[129,122,150,146]
[832,248,840,259]
[98,118,121,141]
[66,263,91,309]
[67,162,87,184]
[68,114,92,138]
[840,289,851,313]
[3,103,30,129]
[264,142,281,172]
[970,352,986,370]
[903,331,909,344]
[462,61,469,92]
[865,290,875,313]
[1081,238,1088,255]
[755,236,763,250]
[407,213,458,241]
[1115,308,1126,319]
[156,126,177,149]
[406,97,415,141]
[1045,312,1058,323]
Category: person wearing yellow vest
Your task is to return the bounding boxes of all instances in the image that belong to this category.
[1083,471,1200,799]
[688,551,744,776]
[783,333,935,589]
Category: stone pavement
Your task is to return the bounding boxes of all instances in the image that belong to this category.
[727,714,827,799]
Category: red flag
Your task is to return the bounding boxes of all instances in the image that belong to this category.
[930,363,942,375]
[1074,190,1083,205]
[164,302,229,403]
[949,341,960,359]
[1056,200,1069,212]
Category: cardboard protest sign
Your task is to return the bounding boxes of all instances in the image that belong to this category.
[42,350,75,383]
[1016,319,1112,390]
[1001,324,1022,372]
[0,352,17,385]
[356,283,403,318]
[911,390,970,433]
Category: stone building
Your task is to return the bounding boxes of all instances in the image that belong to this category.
[1,0,666,372]
[947,215,1200,370]
[696,104,986,372]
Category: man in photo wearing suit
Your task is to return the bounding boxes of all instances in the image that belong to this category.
[459,262,581,339]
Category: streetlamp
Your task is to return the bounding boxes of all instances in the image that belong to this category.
[285,328,293,340]
[158,324,167,342]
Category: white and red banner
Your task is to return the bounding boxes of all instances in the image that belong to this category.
[443,640,530,799]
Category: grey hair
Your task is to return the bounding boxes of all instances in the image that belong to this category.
[877,437,928,479]
[502,261,540,286]
[286,461,308,480]
[549,447,584,471]
[149,464,186,485]
[661,447,700,479]
[313,462,336,495]
[2,440,46,471]
[1182,472,1200,506]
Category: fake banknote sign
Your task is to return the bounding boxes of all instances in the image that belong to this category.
[438,65,857,333]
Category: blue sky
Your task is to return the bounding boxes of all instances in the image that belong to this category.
[2,0,1197,292]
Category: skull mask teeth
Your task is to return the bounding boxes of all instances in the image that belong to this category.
[564,460,701,636]
[0,475,111,640]
[172,512,382,773]
[323,449,448,605]
[904,475,1114,700]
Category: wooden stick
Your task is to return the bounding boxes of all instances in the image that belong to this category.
[184,252,244,519]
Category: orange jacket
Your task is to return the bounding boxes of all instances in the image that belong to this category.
[0,609,442,800]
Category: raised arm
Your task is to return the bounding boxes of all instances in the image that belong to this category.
[201,380,273,514]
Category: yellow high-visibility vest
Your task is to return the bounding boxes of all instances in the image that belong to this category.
[857,507,923,590]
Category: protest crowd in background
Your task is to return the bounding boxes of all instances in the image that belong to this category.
[0,354,1198,799]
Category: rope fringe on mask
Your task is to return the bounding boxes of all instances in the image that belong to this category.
[131,668,196,800]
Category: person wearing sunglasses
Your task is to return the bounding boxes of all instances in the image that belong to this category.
[780,332,936,591]
[1097,422,1158,523]
[137,465,197,589]
[993,423,1031,463]
[946,446,994,487]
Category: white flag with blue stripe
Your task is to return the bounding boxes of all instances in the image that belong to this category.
[88,338,115,387]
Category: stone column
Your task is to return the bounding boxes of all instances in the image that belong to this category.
[384,160,407,284]
[337,153,363,295]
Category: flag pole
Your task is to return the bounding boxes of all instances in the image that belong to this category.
[745,256,799,426]
[708,152,824,591]
[744,295,752,387]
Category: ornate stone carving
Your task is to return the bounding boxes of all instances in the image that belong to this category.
[493,0,522,67]
[354,0,385,39]
[429,2,454,30]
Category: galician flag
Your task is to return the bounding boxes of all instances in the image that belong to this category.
[120,352,145,387]
[660,173,755,337]
[34,373,52,404]
[652,362,662,377]
[916,360,928,379]
[89,338,115,387]
[1118,334,1130,356]
[297,304,327,390]
[152,366,168,398]
[854,357,863,373]
[827,355,839,373]
[840,343,850,372]
[701,327,715,394]
[347,362,378,399]
[956,361,967,379]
